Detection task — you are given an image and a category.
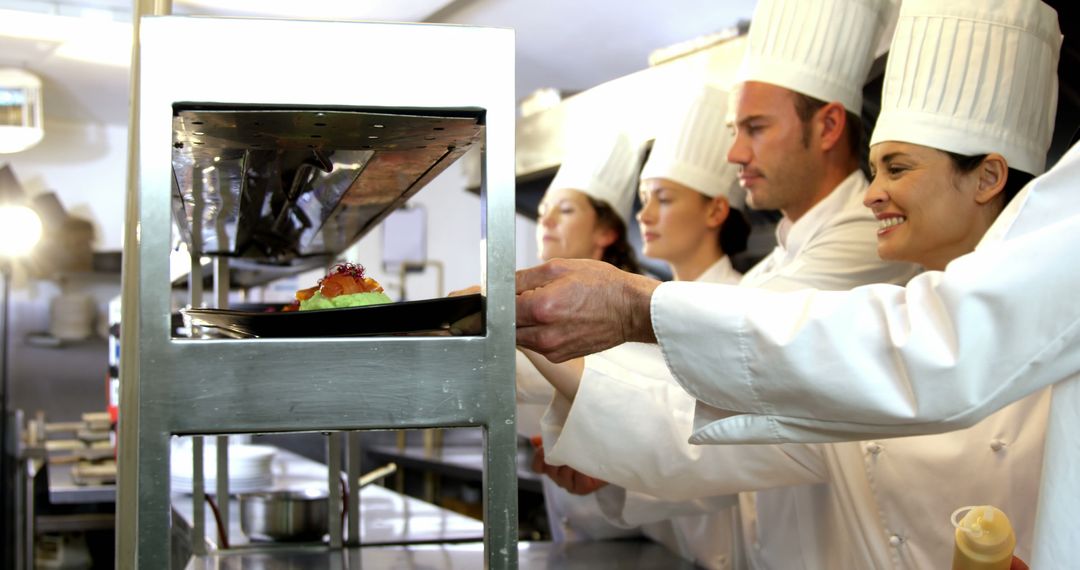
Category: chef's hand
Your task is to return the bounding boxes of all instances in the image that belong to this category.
[516,259,660,363]
[531,440,608,495]
[447,285,482,335]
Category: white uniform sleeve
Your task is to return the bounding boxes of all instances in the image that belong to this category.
[516,350,556,437]
[595,485,739,527]
[651,146,1080,444]
[541,351,827,502]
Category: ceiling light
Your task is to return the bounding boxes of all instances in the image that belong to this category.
[0,205,43,257]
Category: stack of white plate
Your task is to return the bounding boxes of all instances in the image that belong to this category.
[49,293,95,341]
[171,441,276,494]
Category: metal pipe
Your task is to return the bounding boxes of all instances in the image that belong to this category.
[0,266,10,568]
[116,0,173,566]
[189,172,206,556]
[346,432,360,546]
[191,437,206,555]
[214,436,229,547]
[213,257,230,546]
[327,432,343,548]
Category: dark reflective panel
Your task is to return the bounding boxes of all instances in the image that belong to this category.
[171,107,483,287]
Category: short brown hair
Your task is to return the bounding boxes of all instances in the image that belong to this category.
[791,92,863,158]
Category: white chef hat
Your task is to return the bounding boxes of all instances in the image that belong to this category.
[639,85,745,209]
[548,128,640,222]
[736,0,889,112]
[870,0,1061,175]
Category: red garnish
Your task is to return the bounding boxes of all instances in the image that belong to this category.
[312,262,382,300]
[318,262,366,286]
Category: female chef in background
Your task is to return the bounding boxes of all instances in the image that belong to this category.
[519,0,1061,567]
[514,126,645,542]
[528,85,752,570]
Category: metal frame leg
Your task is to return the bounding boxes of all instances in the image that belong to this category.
[484,420,519,569]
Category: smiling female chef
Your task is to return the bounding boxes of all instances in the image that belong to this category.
[527,1,1061,569]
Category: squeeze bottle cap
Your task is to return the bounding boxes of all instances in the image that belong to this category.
[952,505,1016,568]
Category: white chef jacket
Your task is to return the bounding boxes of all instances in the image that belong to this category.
[547,256,747,569]
[517,351,642,542]
[546,171,931,569]
[650,144,1080,568]
[516,349,556,438]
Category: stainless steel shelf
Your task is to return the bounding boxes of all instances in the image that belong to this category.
[47,463,115,505]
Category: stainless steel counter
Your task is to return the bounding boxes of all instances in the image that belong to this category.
[46,449,698,568]
[45,447,485,546]
[366,444,544,493]
[184,540,701,569]
[47,463,116,505]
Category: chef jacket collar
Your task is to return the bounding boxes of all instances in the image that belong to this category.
[775,170,867,256]
[694,256,739,284]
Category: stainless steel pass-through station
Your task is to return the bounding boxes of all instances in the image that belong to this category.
[118,16,516,569]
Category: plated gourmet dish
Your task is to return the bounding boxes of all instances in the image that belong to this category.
[286,263,391,311]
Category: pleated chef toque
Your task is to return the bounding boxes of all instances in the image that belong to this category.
[640,85,745,209]
[870,0,1061,175]
[548,127,641,222]
[736,0,890,112]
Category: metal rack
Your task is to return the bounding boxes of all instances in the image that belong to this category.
[118,16,516,569]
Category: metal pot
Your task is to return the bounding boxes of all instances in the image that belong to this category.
[239,488,329,542]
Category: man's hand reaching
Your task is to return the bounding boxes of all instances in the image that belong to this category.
[516,259,660,362]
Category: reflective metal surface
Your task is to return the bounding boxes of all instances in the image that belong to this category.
[239,489,330,543]
[172,450,485,549]
[122,16,517,569]
[184,541,699,570]
[172,107,481,286]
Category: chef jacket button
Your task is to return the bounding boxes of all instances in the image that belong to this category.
[753,541,762,551]
[866,442,882,455]
[889,534,903,547]
[990,439,1006,452]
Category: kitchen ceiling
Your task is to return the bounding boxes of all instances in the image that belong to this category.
[0,0,755,125]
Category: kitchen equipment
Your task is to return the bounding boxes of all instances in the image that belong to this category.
[183,293,483,338]
[240,488,330,542]
[239,463,398,542]
[120,15,516,569]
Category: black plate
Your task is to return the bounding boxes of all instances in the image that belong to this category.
[182,294,483,338]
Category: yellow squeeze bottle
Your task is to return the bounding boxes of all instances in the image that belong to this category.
[951,505,1016,570]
